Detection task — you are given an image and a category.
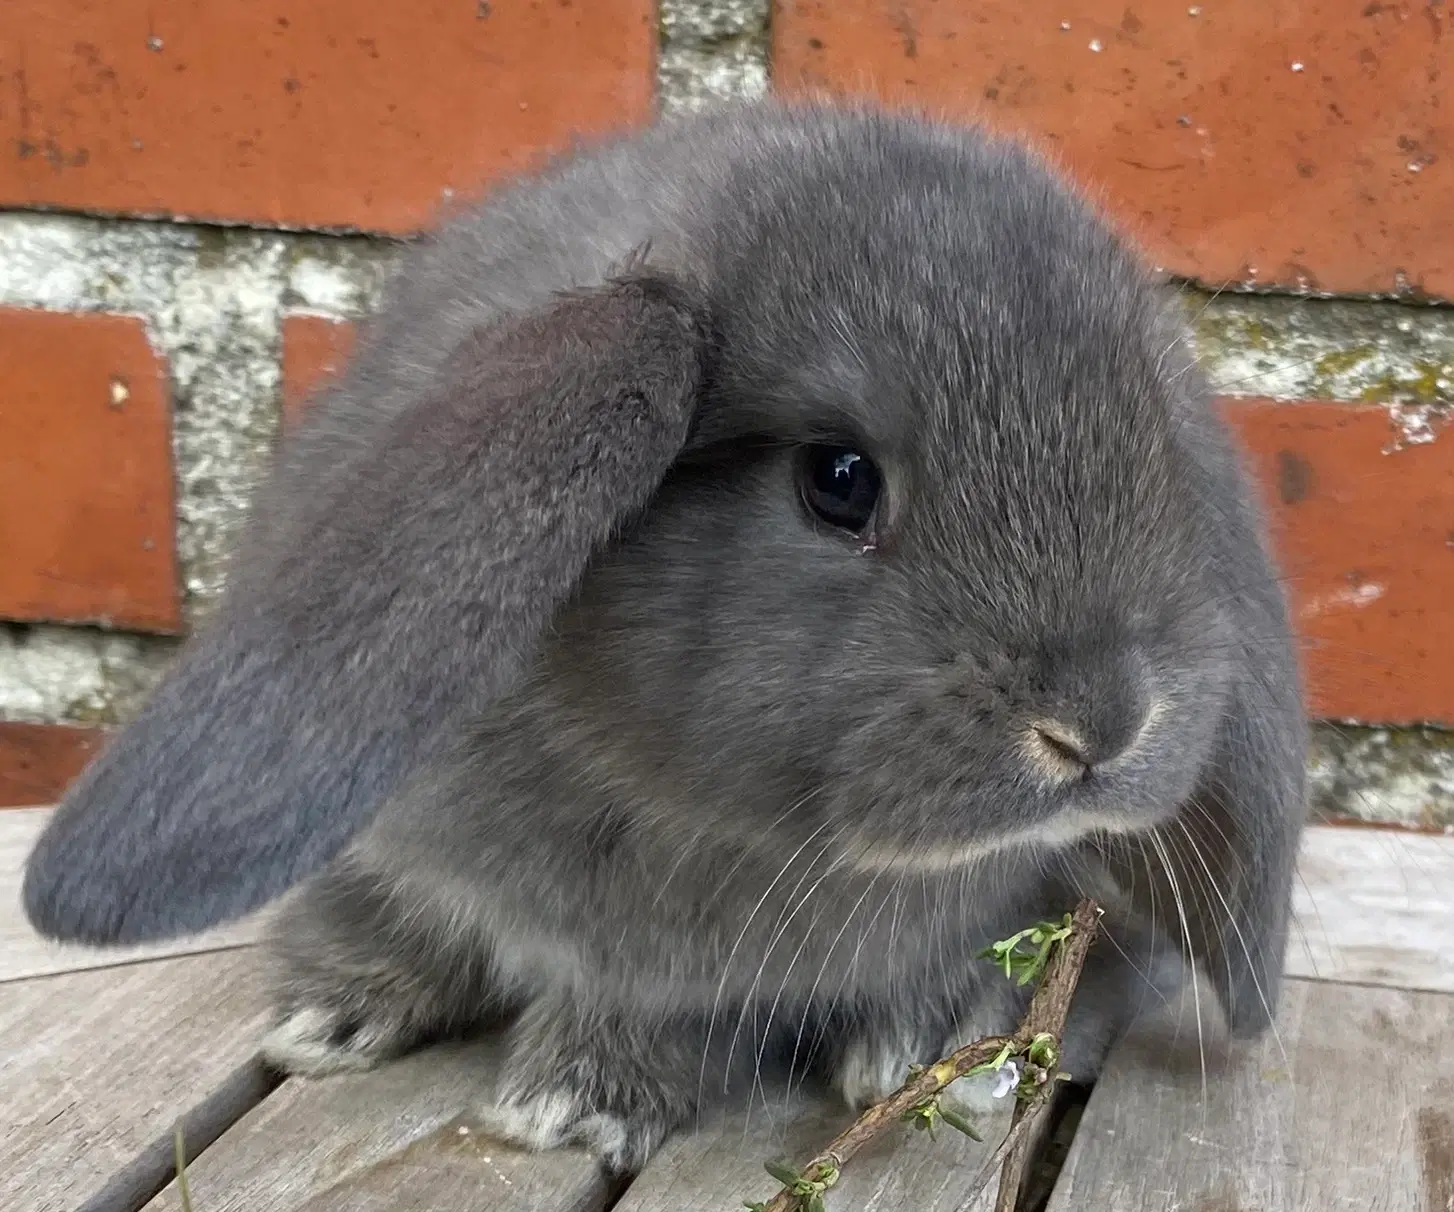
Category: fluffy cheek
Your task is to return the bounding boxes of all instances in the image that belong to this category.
[809,657,1232,868]
[812,698,1056,861]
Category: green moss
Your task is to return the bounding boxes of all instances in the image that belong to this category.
[1185,293,1454,405]
[193,225,231,271]
[1308,724,1454,829]
[1311,346,1375,379]
[63,699,120,726]
[1354,359,1452,403]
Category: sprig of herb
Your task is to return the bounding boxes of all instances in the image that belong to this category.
[745,899,1100,1212]
[978,914,1076,986]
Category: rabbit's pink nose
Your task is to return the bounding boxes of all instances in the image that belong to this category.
[1027,721,1095,780]
[1036,722,1091,763]
[1025,709,1148,781]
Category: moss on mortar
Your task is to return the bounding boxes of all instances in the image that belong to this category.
[1309,723,1454,829]
[0,623,176,726]
[283,233,400,317]
[657,0,769,113]
[1187,292,1454,407]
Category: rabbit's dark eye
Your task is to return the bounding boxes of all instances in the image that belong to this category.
[798,445,881,535]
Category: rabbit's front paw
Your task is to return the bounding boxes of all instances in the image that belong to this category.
[835,1029,1005,1125]
[834,1031,926,1110]
[260,1003,414,1076]
[478,997,695,1173]
[476,1081,675,1174]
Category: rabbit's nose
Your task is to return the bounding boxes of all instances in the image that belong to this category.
[1025,721,1094,781]
[1023,708,1148,781]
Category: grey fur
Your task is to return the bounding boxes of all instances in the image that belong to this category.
[22,99,1306,1171]
[23,275,706,941]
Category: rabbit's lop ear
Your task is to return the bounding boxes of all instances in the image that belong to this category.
[24,274,707,946]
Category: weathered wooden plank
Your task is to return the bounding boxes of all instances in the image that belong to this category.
[0,949,272,1212]
[0,806,263,982]
[616,1090,1014,1212]
[1287,824,1454,994]
[1046,978,1454,1212]
[142,1041,613,1212]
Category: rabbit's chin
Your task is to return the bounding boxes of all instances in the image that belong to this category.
[840,805,1170,875]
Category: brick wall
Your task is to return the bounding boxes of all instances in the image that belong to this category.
[1,0,1450,827]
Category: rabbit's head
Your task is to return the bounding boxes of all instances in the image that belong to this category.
[547,119,1237,876]
[24,100,1301,1037]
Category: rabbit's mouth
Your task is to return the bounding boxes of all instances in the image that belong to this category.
[841,804,1168,876]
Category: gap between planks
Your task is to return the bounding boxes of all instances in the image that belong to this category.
[1,950,275,1212]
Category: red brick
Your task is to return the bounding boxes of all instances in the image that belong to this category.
[0,308,182,633]
[281,315,357,429]
[1223,398,1454,726]
[775,1,1453,299]
[0,722,105,808]
[0,0,655,234]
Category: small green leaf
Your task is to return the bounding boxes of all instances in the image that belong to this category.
[808,1194,827,1212]
[981,912,1076,986]
[904,1098,940,1134]
[765,1159,803,1187]
[964,1040,1017,1079]
[939,1106,984,1141]
[1027,1032,1060,1067]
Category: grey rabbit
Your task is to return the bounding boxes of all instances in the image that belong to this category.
[23,98,1306,1172]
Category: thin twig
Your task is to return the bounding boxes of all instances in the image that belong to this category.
[992,898,1101,1210]
[754,1035,1018,1212]
[753,898,1101,1212]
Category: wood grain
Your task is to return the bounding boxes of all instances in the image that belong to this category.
[142,1041,612,1212]
[4,806,1449,1211]
[616,1090,1013,1212]
[1286,825,1454,995]
[1045,978,1454,1212]
[0,950,270,1212]
[1,807,263,983]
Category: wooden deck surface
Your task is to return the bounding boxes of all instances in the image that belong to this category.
[4,808,1452,1212]
[1046,979,1454,1212]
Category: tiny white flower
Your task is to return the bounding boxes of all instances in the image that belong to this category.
[991,1058,1022,1099]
